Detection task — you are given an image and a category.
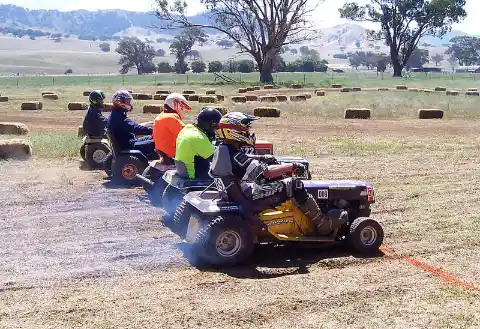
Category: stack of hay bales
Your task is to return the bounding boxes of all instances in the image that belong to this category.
[0,139,32,160]
[68,102,88,111]
[0,122,29,135]
[418,109,444,119]
[344,108,371,119]
[21,102,42,110]
[143,104,163,114]
[254,107,280,118]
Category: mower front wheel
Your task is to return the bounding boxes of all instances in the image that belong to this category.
[348,217,384,254]
[112,155,146,186]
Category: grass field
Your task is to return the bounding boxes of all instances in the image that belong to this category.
[1,83,480,328]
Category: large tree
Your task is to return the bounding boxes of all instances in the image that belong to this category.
[446,36,480,66]
[116,39,156,74]
[339,0,467,77]
[155,0,322,83]
[169,27,207,74]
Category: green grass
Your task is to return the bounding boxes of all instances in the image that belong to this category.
[1,132,80,158]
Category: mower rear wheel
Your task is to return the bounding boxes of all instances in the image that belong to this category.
[80,144,86,161]
[173,199,196,238]
[195,215,254,267]
[348,217,383,254]
[85,143,110,169]
[112,155,146,186]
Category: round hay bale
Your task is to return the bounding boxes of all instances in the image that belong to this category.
[189,94,200,102]
[232,96,247,103]
[206,89,216,95]
[42,93,58,100]
[340,88,352,92]
[103,103,114,112]
[238,88,248,93]
[253,86,261,91]
[143,104,163,114]
[245,95,259,102]
[378,88,390,91]
[331,84,342,88]
[344,108,371,119]
[435,87,447,92]
[466,91,480,96]
[260,96,277,103]
[83,91,91,96]
[0,139,32,160]
[246,87,255,92]
[183,90,196,95]
[41,91,55,96]
[198,95,217,103]
[21,102,42,111]
[78,125,84,137]
[216,94,225,102]
[316,91,326,96]
[211,106,228,115]
[264,85,275,90]
[136,93,153,100]
[68,102,88,111]
[446,90,459,96]
[276,95,288,102]
[156,90,170,94]
[290,95,307,101]
[418,109,443,119]
[154,94,168,101]
[352,87,362,92]
[0,122,28,135]
[291,84,302,89]
[254,107,281,118]
[0,96,8,102]
[396,85,408,90]
[467,88,478,92]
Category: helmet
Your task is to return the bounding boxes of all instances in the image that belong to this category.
[89,90,105,108]
[195,107,223,140]
[112,90,133,111]
[164,93,191,120]
[216,112,259,146]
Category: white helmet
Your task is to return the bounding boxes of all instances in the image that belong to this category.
[164,93,191,119]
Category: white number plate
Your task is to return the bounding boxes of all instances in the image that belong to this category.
[185,216,201,243]
[317,189,329,199]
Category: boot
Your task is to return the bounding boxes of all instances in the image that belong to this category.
[296,194,331,236]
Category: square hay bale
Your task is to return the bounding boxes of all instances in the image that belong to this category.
[78,125,84,137]
[263,85,275,89]
[182,94,192,100]
[418,109,443,119]
[154,94,168,101]
[344,108,371,119]
[102,103,114,112]
[216,94,225,102]
[303,93,312,99]
[446,90,459,96]
[396,85,408,90]
[183,90,196,94]
[83,91,91,96]
[136,93,153,100]
[42,93,58,100]
[253,86,261,90]
[0,139,32,160]
[232,96,247,103]
[189,94,200,102]
[198,95,217,103]
[41,91,55,96]
[331,84,342,88]
[408,88,419,92]
[21,102,42,111]
[290,95,307,101]
[316,91,326,96]
[419,89,434,93]
[276,95,288,102]
[291,84,302,89]
[260,95,277,103]
[143,104,163,114]
[0,122,29,135]
[206,89,216,95]
[378,88,390,91]
[466,91,480,96]
[238,88,248,93]
[254,107,281,118]
[246,87,255,92]
[245,95,259,102]
[435,87,447,92]
[0,96,8,102]
[467,88,478,92]
[68,102,88,111]
[352,87,362,92]
[211,106,228,115]
[340,87,352,92]
[156,90,171,94]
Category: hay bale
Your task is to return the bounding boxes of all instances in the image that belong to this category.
[246,87,255,92]
[206,89,216,95]
[42,93,58,100]
[0,139,32,160]
[466,91,480,96]
[21,102,42,111]
[183,90,196,95]
[254,107,281,118]
[189,94,200,102]
[154,94,168,101]
[216,94,225,102]
[264,85,275,90]
[0,96,8,102]
[352,87,362,92]
[136,93,153,100]
[378,88,390,91]
[418,109,443,119]
[0,122,28,135]
[156,90,170,95]
[245,95,259,102]
[331,84,342,89]
[344,108,371,119]
[253,86,261,91]
[340,88,352,92]
[276,95,288,102]
[396,85,408,90]
[435,87,447,92]
[419,89,434,93]
[291,84,302,89]
[232,96,247,103]
[78,125,84,137]
[260,95,277,103]
[238,88,248,93]
[68,102,88,111]
[467,88,478,92]
[408,88,419,92]
[143,104,163,114]
[316,91,326,96]
[41,91,55,96]
[303,93,312,99]
[446,90,459,96]
[211,106,228,115]
[290,95,307,101]
[103,103,114,112]
[198,95,217,103]
[83,91,91,96]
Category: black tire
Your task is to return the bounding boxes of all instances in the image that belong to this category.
[162,184,184,215]
[195,215,254,267]
[112,155,147,185]
[348,217,384,254]
[85,143,110,169]
[173,199,196,238]
[80,144,86,161]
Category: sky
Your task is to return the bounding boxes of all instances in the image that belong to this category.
[2,0,479,34]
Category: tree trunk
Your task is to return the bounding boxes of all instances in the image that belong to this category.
[390,44,403,77]
[258,52,275,83]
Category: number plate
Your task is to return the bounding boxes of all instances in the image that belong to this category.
[317,189,329,199]
[185,216,201,243]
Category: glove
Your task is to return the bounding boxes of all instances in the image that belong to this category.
[293,162,306,171]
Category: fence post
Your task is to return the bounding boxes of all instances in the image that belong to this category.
[88,74,91,85]
[122,75,125,85]
[155,75,157,85]
[17,78,19,88]
[187,74,189,84]
[53,77,55,86]
[303,73,306,85]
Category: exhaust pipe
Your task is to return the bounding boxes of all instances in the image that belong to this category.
[135,174,155,188]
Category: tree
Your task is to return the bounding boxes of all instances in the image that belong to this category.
[446,36,480,66]
[188,50,201,60]
[115,39,156,74]
[339,0,467,77]
[169,27,207,74]
[290,48,298,55]
[237,59,255,73]
[99,42,111,52]
[348,51,367,70]
[155,48,166,57]
[299,46,310,57]
[155,0,322,83]
[157,61,174,73]
[216,39,234,48]
[406,48,429,70]
[208,61,223,72]
[431,53,445,66]
[191,60,206,73]
[142,61,158,74]
[273,54,287,72]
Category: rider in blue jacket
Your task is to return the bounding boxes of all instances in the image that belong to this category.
[82,90,107,137]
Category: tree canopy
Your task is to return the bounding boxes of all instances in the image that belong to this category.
[169,27,207,74]
[115,39,156,74]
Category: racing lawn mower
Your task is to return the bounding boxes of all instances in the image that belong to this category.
[178,176,383,267]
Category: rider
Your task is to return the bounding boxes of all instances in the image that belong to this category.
[152,93,191,164]
[211,112,348,236]
[107,90,155,156]
[174,107,223,180]
[82,90,107,137]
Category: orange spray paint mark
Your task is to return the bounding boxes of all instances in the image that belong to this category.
[380,245,480,292]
